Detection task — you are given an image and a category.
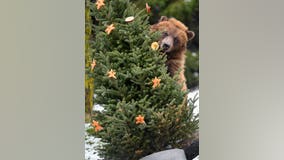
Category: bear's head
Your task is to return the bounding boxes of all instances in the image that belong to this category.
[151,16,195,54]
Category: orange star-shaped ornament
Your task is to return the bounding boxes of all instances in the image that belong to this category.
[105,24,115,35]
[92,120,99,127]
[135,115,145,124]
[152,77,161,88]
[146,3,151,13]
[95,125,103,132]
[91,59,96,71]
[92,120,103,132]
[96,0,105,10]
[107,69,117,79]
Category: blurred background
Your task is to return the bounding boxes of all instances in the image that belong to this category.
[131,0,199,89]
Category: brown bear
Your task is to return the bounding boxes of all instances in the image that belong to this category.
[151,16,195,91]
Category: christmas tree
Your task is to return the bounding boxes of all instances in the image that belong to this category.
[86,0,198,159]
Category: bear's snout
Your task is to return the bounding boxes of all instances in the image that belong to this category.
[162,43,170,51]
[161,36,173,52]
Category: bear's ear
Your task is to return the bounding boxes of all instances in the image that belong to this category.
[150,24,158,31]
[159,16,168,22]
[187,30,195,41]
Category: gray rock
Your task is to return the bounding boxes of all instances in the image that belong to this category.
[140,149,187,160]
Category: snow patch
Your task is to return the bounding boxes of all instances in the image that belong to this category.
[93,104,105,112]
[85,124,102,160]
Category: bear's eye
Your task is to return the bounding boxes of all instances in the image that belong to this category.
[162,32,168,37]
[174,37,179,44]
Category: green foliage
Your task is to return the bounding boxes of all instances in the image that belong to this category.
[86,0,198,159]
[185,51,199,89]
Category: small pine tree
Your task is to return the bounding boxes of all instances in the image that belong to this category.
[86,0,198,159]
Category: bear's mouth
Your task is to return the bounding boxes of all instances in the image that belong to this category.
[160,46,172,54]
[160,48,167,53]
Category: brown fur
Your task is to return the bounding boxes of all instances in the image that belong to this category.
[151,16,195,91]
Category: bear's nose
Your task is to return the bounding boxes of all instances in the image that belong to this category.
[162,43,170,50]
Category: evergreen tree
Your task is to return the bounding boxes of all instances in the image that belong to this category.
[86,0,198,159]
